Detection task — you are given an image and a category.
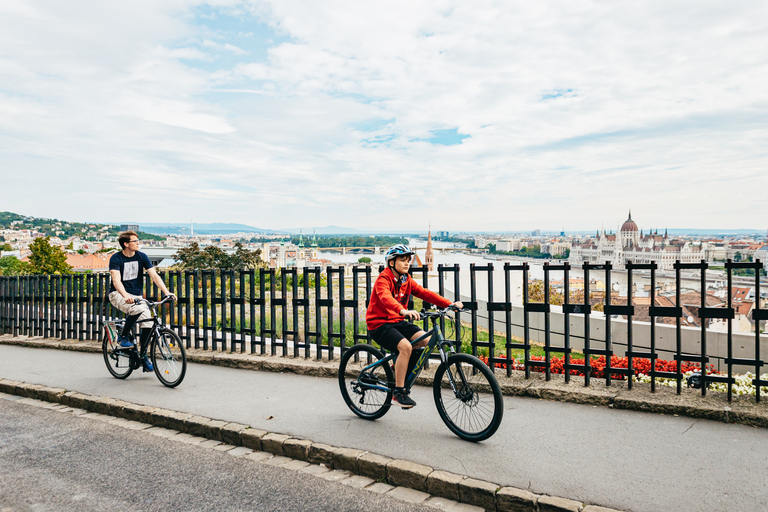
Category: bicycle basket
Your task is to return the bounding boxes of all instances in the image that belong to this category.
[104,321,119,344]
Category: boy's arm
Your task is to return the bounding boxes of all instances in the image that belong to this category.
[410,280,454,309]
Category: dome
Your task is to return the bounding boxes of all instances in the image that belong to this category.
[620,211,638,233]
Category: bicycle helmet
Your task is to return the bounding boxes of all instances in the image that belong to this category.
[385,244,415,264]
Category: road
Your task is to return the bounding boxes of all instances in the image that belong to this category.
[0,395,437,512]
[1,344,767,512]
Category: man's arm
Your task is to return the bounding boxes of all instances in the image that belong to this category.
[110,269,135,304]
[147,267,174,298]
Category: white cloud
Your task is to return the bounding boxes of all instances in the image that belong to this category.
[1,0,766,231]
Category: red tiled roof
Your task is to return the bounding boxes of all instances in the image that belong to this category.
[65,252,116,271]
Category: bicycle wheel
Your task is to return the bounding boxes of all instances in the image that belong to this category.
[433,353,504,442]
[151,328,186,388]
[103,337,133,379]
[338,344,394,420]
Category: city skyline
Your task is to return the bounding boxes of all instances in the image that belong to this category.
[2,2,767,231]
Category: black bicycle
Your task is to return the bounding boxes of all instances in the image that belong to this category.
[103,296,187,388]
[338,306,504,442]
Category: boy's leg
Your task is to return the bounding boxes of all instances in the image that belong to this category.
[405,330,428,380]
[394,339,412,388]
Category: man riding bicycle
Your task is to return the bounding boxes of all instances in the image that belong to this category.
[366,244,462,408]
[108,231,175,372]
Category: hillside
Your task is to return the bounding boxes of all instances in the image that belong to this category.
[0,211,162,241]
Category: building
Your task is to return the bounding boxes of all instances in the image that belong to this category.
[496,239,521,252]
[569,212,705,270]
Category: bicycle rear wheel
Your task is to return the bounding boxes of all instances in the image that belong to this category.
[103,337,133,379]
[433,353,504,442]
[338,344,393,420]
[151,328,186,388]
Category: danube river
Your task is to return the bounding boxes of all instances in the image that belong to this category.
[316,240,738,304]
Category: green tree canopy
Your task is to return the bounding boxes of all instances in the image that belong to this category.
[172,242,265,270]
[357,257,372,264]
[0,256,31,276]
[28,237,72,275]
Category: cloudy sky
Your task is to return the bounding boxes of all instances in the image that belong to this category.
[1,1,766,233]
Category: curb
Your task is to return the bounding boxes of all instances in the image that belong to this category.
[3,334,768,430]
[0,378,624,512]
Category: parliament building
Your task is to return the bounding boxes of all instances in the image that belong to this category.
[569,212,704,270]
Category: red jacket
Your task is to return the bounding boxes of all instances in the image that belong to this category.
[366,268,452,331]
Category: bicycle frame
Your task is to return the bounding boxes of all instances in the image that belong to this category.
[356,313,456,392]
[112,298,171,349]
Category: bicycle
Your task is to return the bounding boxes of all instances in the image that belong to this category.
[338,306,504,442]
[102,296,187,388]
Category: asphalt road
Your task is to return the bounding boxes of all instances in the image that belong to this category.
[0,395,437,512]
[1,344,767,512]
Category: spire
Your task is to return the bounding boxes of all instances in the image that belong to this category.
[298,229,304,248]
[628,209,632,220]
[425,224,434,272]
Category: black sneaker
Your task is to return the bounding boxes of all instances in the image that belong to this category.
[393,389,416,409]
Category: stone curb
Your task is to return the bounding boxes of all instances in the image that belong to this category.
[0,377,625,512]
[2,334,767,432]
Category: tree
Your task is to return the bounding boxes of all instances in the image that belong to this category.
[28,237,72,275]
[357,257,372,264]
[1,242,12,251]
[172,242,265,270]
[0,256,30,276]
[734,251,743,262]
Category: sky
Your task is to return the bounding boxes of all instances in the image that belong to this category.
[1,1,767,233]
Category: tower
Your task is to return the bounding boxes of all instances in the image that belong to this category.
[425,225,434,272]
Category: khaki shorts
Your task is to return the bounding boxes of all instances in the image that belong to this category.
[108,292,152,327]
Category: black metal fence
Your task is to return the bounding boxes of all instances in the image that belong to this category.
[1,260,766,402]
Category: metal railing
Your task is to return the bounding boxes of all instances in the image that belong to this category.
[1,260,766,402]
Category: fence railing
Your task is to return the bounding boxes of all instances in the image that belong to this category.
[1,260,766,402]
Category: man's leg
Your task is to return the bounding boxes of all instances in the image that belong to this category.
[109,293,139,347]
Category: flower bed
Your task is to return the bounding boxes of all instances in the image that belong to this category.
[478,354,768,396]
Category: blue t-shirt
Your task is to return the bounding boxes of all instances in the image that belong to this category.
[109,251,153,296]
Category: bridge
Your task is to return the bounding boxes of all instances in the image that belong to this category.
[320,246,478,255]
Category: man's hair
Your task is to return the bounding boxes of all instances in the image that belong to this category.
[118,231,138,250]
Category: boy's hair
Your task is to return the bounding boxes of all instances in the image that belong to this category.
[118,231,138,250]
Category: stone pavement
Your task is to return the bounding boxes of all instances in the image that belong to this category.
[1,381,617,512]
[3,333,768,512]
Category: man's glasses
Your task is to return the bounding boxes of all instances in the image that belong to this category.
[129,239,140,244]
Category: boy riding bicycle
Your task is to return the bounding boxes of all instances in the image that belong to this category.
[366,244,462,408]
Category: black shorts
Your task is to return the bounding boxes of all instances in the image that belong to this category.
[369,321,423,354]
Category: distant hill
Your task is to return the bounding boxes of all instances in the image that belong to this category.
[278,226,363,235]
[138,223,276,235]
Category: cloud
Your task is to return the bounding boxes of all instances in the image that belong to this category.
[1,0,767,231]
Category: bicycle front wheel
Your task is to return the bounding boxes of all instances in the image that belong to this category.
[103,337,133,379]
[338,344,393,420]
[433,353,504,442]
[151,328,186,388]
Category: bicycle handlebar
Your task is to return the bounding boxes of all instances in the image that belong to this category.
[133,295,176,308]
[419,305,467,320]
